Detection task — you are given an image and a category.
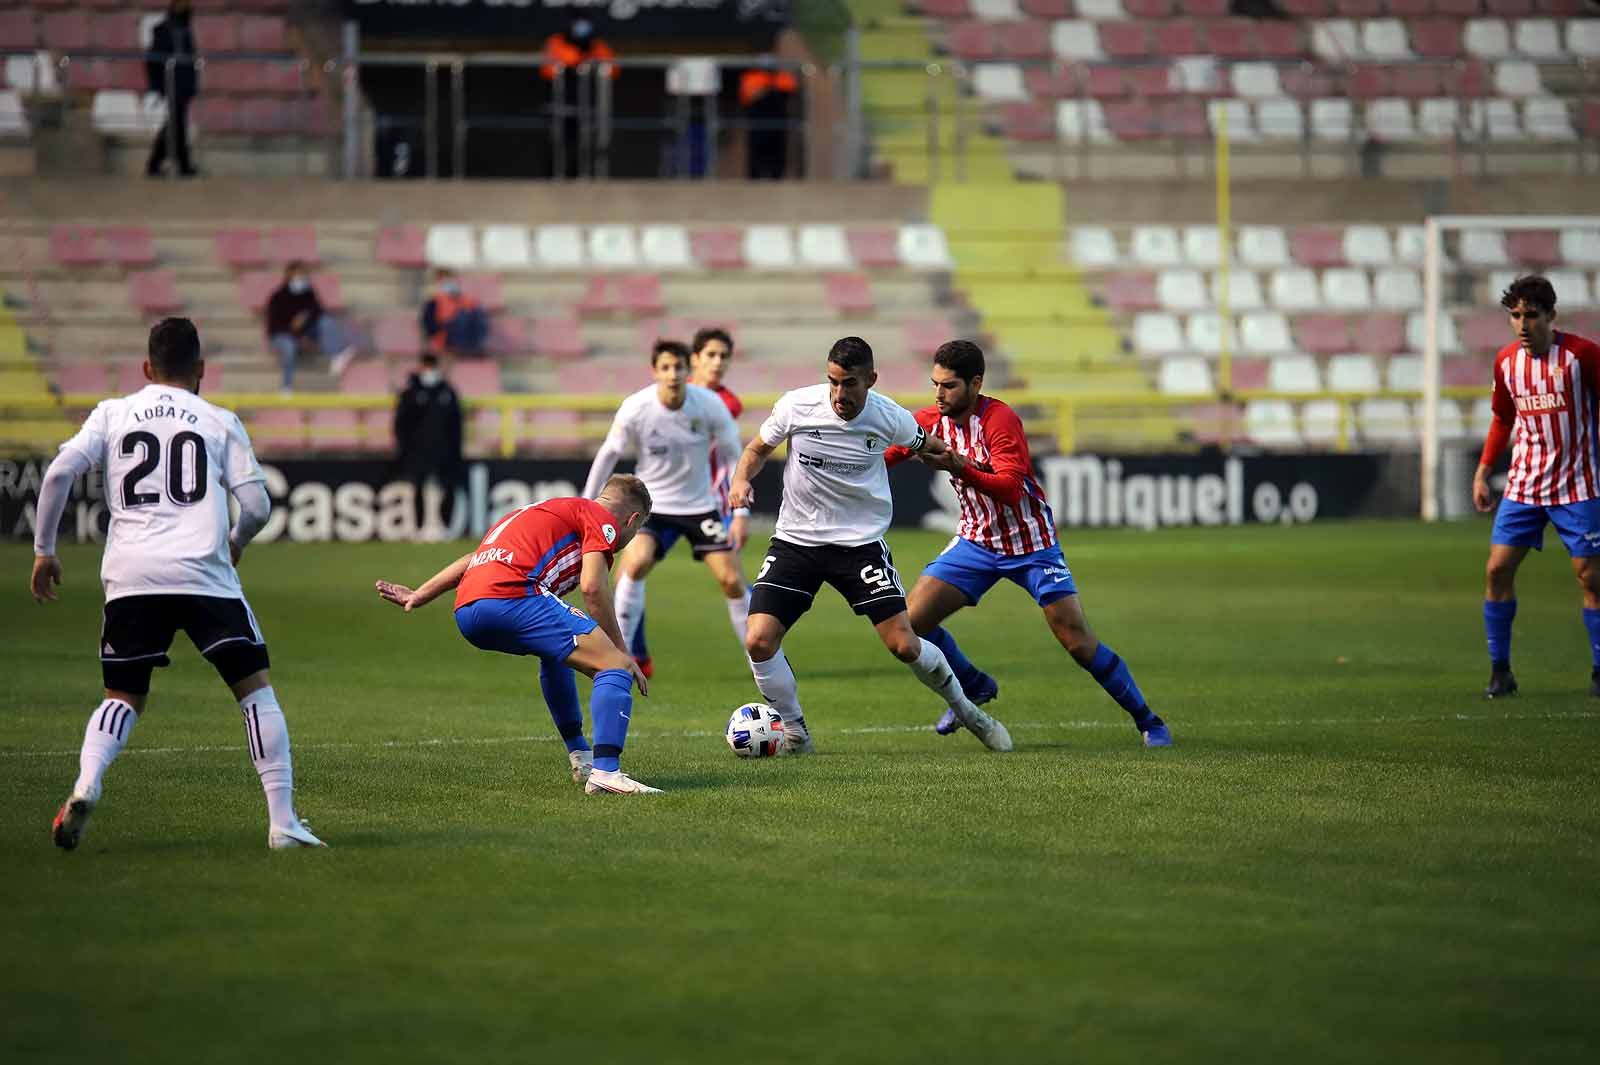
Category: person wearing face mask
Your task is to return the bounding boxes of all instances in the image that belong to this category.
[395,353,464,542]
[420,269,489,360]
[145,0,200,178]
[264,261,356,395]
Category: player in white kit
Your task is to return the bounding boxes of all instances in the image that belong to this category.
[29,318,323,851]
[582,340,751,661]
[727,336,1014,754]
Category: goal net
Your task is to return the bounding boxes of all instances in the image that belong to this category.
[1420,215,1600,522]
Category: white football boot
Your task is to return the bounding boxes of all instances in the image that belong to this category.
[965,709,1014,753]
[268,818,327,849]
[569,750,594,785]
[51,792,96,851]
[778,721,815,756]
[584,768,663,795]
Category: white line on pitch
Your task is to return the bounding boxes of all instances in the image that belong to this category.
[0,709,1594,760]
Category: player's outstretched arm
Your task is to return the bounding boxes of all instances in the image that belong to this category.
[728,437,775,510]
[375,552,473,612]
[578,551,648,695]
[29,446,93,603]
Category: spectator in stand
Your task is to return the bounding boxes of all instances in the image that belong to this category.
[395,353,463,543]
[420,268,490,360]
[540,19,617,179]
[145,0,200,178]
[740,61,797,180]
[265,261,355,395]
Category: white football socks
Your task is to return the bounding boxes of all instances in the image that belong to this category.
[748,649,805,729]
[73,698,138,802]
[909,638,989,729]
[725,589,751,646]
[240,687,296,831]
[613,574,646,646]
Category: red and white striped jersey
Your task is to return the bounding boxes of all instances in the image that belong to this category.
[1482,332,1600,506]
[707,384,742,517]
[885,395,1058,556]
[454,498,619,609]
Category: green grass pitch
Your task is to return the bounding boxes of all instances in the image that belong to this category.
[2,522,1597,1064]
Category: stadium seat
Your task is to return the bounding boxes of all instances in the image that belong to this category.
[1355,313,1406,354]
[480,225,533,269]
[1301,399,1354,447]
[128,270,181,314]
[1342,225,1393,266]
[535,225,585,269]
[533,316,585,360]
[1368,98,1419,141]
[1408,311,1461,353]
[1070,227,1120,267]
[268,226,318,265]
[1231,357,1272,392]
[1523,98,1575,141]
[1504,228,1559,264]
[1373,267,1423,309]
[1291,227,1345,266]
[824,274,874,314]
[1185,313,1227,355]
[1358,399,1413,444]
[589,224,640,270]
[905,317,955,357]
[1417,98,1464,140]
[238,14,289,52]
[486,315,528,357]
[798,225,854,269]
[339,360,391,394]
[1159,356,1214,395]
[374,314,423,359]
[1386,355,1423,391]
[1442,357,1481,388]
[1268,354,1322,392]
[1363,19,1413,59]
[1432,399,1468,443]
[1101,273,1159,310]
[40,12,91,51]
[376,225,426,268]
[1459,228,1508,265]
[1462,310,1508,349]
[1245,400,1302,447]
[1559,230,1600,266]
[1177,226,1220,268]
[1158,270,1209,311]
[1464,19,1512,58]
[744,225,796,269]
[1240,311,1292,353]
[640,224,693,269]
[1134,313,1184,353]
[972,62,1027,101]
[898,225,954,270]
[1256,99,1305,141]
[1310,20,1359,61]
[1327,353,1381,392]
[424,225,476,269]
[1493,60,1542,97]
[1467,396,1495,438]
[308,410,362,452]
[1395,226,1428,266]
[1231,62,1280,99]
[1055,100,1112,142]
[117,362,155,395]
[1548,270,1594,306]
[57,362,111,395]
[1323,268,1374,310]
[1297,313,1351,354]
[1569,21,1600,59]
[946,21,998,60]
[1310,98,1354,141]
[248,410,306,452]
[1132,226,1182,267]
[617,274,665,316]
[452,361,501,398]
[1470,98,1523,140]
[915,0,972,16]
[237,270,276,313]
[461,273,505,312]
[1270,268,1323,310]
[847,226,901,269]
[1514,19,1562,59]
[0,12,36,51]
[50,224,101,267]
[92,90,169,136]
[575,276,616,316]
[689,228,744,269]
[1215,271,1265,311]
[1239,226,1290,268]
[1051,21,1106,60]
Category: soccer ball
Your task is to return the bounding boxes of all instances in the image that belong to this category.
[725,703,786,758]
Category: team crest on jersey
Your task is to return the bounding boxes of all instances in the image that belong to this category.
[865,434,879,451]
[602,523,617,544]
[690,419,703,434]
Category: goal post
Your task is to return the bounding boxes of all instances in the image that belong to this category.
[1419,215,1600,523]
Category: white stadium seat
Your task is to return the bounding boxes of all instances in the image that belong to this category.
[1212,271,1264,311]
[1395,225,1429,266]
[1132,226,1183,267]
[1358,399,1414,445]
[1386,354,1422,391]
[1546,270,1594,308]
[897,224,953,269]
[1342,225,1393,266]
[1460,229,1508,266]
[972,0,1021,18]
[1418,98,1463,141]
[1559,230,1600,267]
[588,224,640,269]
[1075,0,1126,18]
[1569,21,1600,60]
[92,90,164,136]
[1159,356,1214,396]
[1245,400,1302,447]
[1157,270,1209,312]
[1407,311,1461,353]
[0,88,30,136]
[1374,267,1423,310]
[1301,399,1353,447]
[1488,270,1520,301]
[1056,100,1111,143]
[6,54,57,97]
[1209,99,1259,143]
[1269,268,1322,311]
[1514,20,1563,61]
[1471,99,1522,141]
[1240,311,1292,353]
[1524,99,1575,142]
[797,224,854,269]
[1134,313,1184,354]
[1367,98,1417,142]
[534,224,585,269]
[1464,19,1512,59]
[1310,99,1354,142]
[1361,20,1412,61]
[1322,268,1373,310]
[972,63,1027,102]
[1327,353,1381,392]
[1239,226,1290,268]
[1070,227,1120,267]
[1310,20,1360,62]
[1231,62,1280,99]
[1051,21,1106,61]
[480,224,532,269]
[1256,99,1305,142]
[1183,226,1221,268]
[1433,399,1468,443]
[1493,61,1542,98]
[743,224,796,269]
[424,224,477,268]
[1470,397,1495,438]
[640,224,693,269]
[1186,313,1227,355]
[1269,354,1322,393]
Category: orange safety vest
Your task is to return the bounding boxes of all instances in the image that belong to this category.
[739,69,797,108]
[541,34,618,81]
[428,291,480,354]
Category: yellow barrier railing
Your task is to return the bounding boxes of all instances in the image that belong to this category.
[2,388,1489,457]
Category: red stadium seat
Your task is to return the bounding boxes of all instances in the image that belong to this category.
[1410,20,1465,58]
[376,225,427,268]
[1281,65,1340,98]
[1432,0,1482,12]
[1084,66,1129,99]
[875,362,931,394]
[51,224,101,267]
[689,228,743,269]
[1182,0,1229,12]
[1389,65,1444,97]
[238,270,277,313]
[1104,101,1156,140]
[89,15,140,51]
[248,410,306,452]
[618,274,665,316]
[1442,60,1489,97]
[1102,273,1159,310]
[1160,99,1210,140]
[533,316,585,360]
[0,12,38,51]
[904,317,954,356]
[1230,358,1271,391]
[216,227,265,268]
[339,360,392,394]
[102,225,156,267]
[1208,20,1260,61]
[1355,314,1406,354]
[1441,357,1484,388]
[1020,0,1073,15]
[993,21,1050,60]
[1256,21,1306,57]
[1505,229,1559,265]
[488,315,529,356]
[39,12,90,51]
[998,102,1055,140]
[1278,0,1334,13]
[1484,0,1534,13]
[374,313,423,359]
[70,60,146,92]
[311,271,343,310]
[309,409,362,451]
[1099,22,1151,60]
[238,16,290,53]
[1023,66,1080,99]
[1347,64,1392,98]
[1462,312,1507,349]
[117,361,153,395]
[128,270,183,314]
[1583,101,1600,139]
[460,272,504,311]
[846,227,900,269]
[1331,0,1383,13]
[359,409,394,453]
[563,362,621,394]
[1123,0,1175,13]
[944,22,997,61]
[1129,65,1178,97]
[824,274,875,315]
[1385,0,1433,14]
[194,15,240,53]
[575,276,616,316]
[192,98,243,135]
[1295,314,1352,354]
[1290,227,1346,266]
[1151,22,1202,56]
[56,362,111,395]
[269,226,319,264]
[524,409,583,454]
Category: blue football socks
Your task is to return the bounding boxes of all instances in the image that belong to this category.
[925,626,983,694]
[1484,599,1516,673]
[590,668,634,774]
[539,661,590,753]
[1084,642,1154,725]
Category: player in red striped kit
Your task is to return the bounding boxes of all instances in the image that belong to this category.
[1472,275,1600,699]
[884,341,1172,746]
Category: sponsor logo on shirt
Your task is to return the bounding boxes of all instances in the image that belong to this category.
[807,429,824,440]
[1516,392,1569,414]
[795,450,873,475]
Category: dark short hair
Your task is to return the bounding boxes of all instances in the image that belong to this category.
[147,317,202,380]
[283,259,306,277]
[933,340,985,383]
[420,352,440,368]
[1500,275,1557,314]
[651,339,690,367]
[603,473,652,517]
[827,336,874,374]
[692,327,733,355]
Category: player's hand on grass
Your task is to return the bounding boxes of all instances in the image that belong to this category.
[375,580,420,611]
[30,555,61,603]
[729,514,748,551]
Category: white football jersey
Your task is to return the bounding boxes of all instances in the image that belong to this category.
[591,384,741,515]
[58,383,265,601]
[758,384,926,547]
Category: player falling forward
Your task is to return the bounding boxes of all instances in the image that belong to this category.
[30,318,323,850]
[582,339,750,670]
[627,328,745,672]
[375,475,660,794]
[728,336,1013,753]
[884,341,1172,747]
[1473,275,1600,699]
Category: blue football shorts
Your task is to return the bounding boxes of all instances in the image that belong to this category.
[921,536,1078,607]
[1491,498,1600,557]
[454,592,598,661]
